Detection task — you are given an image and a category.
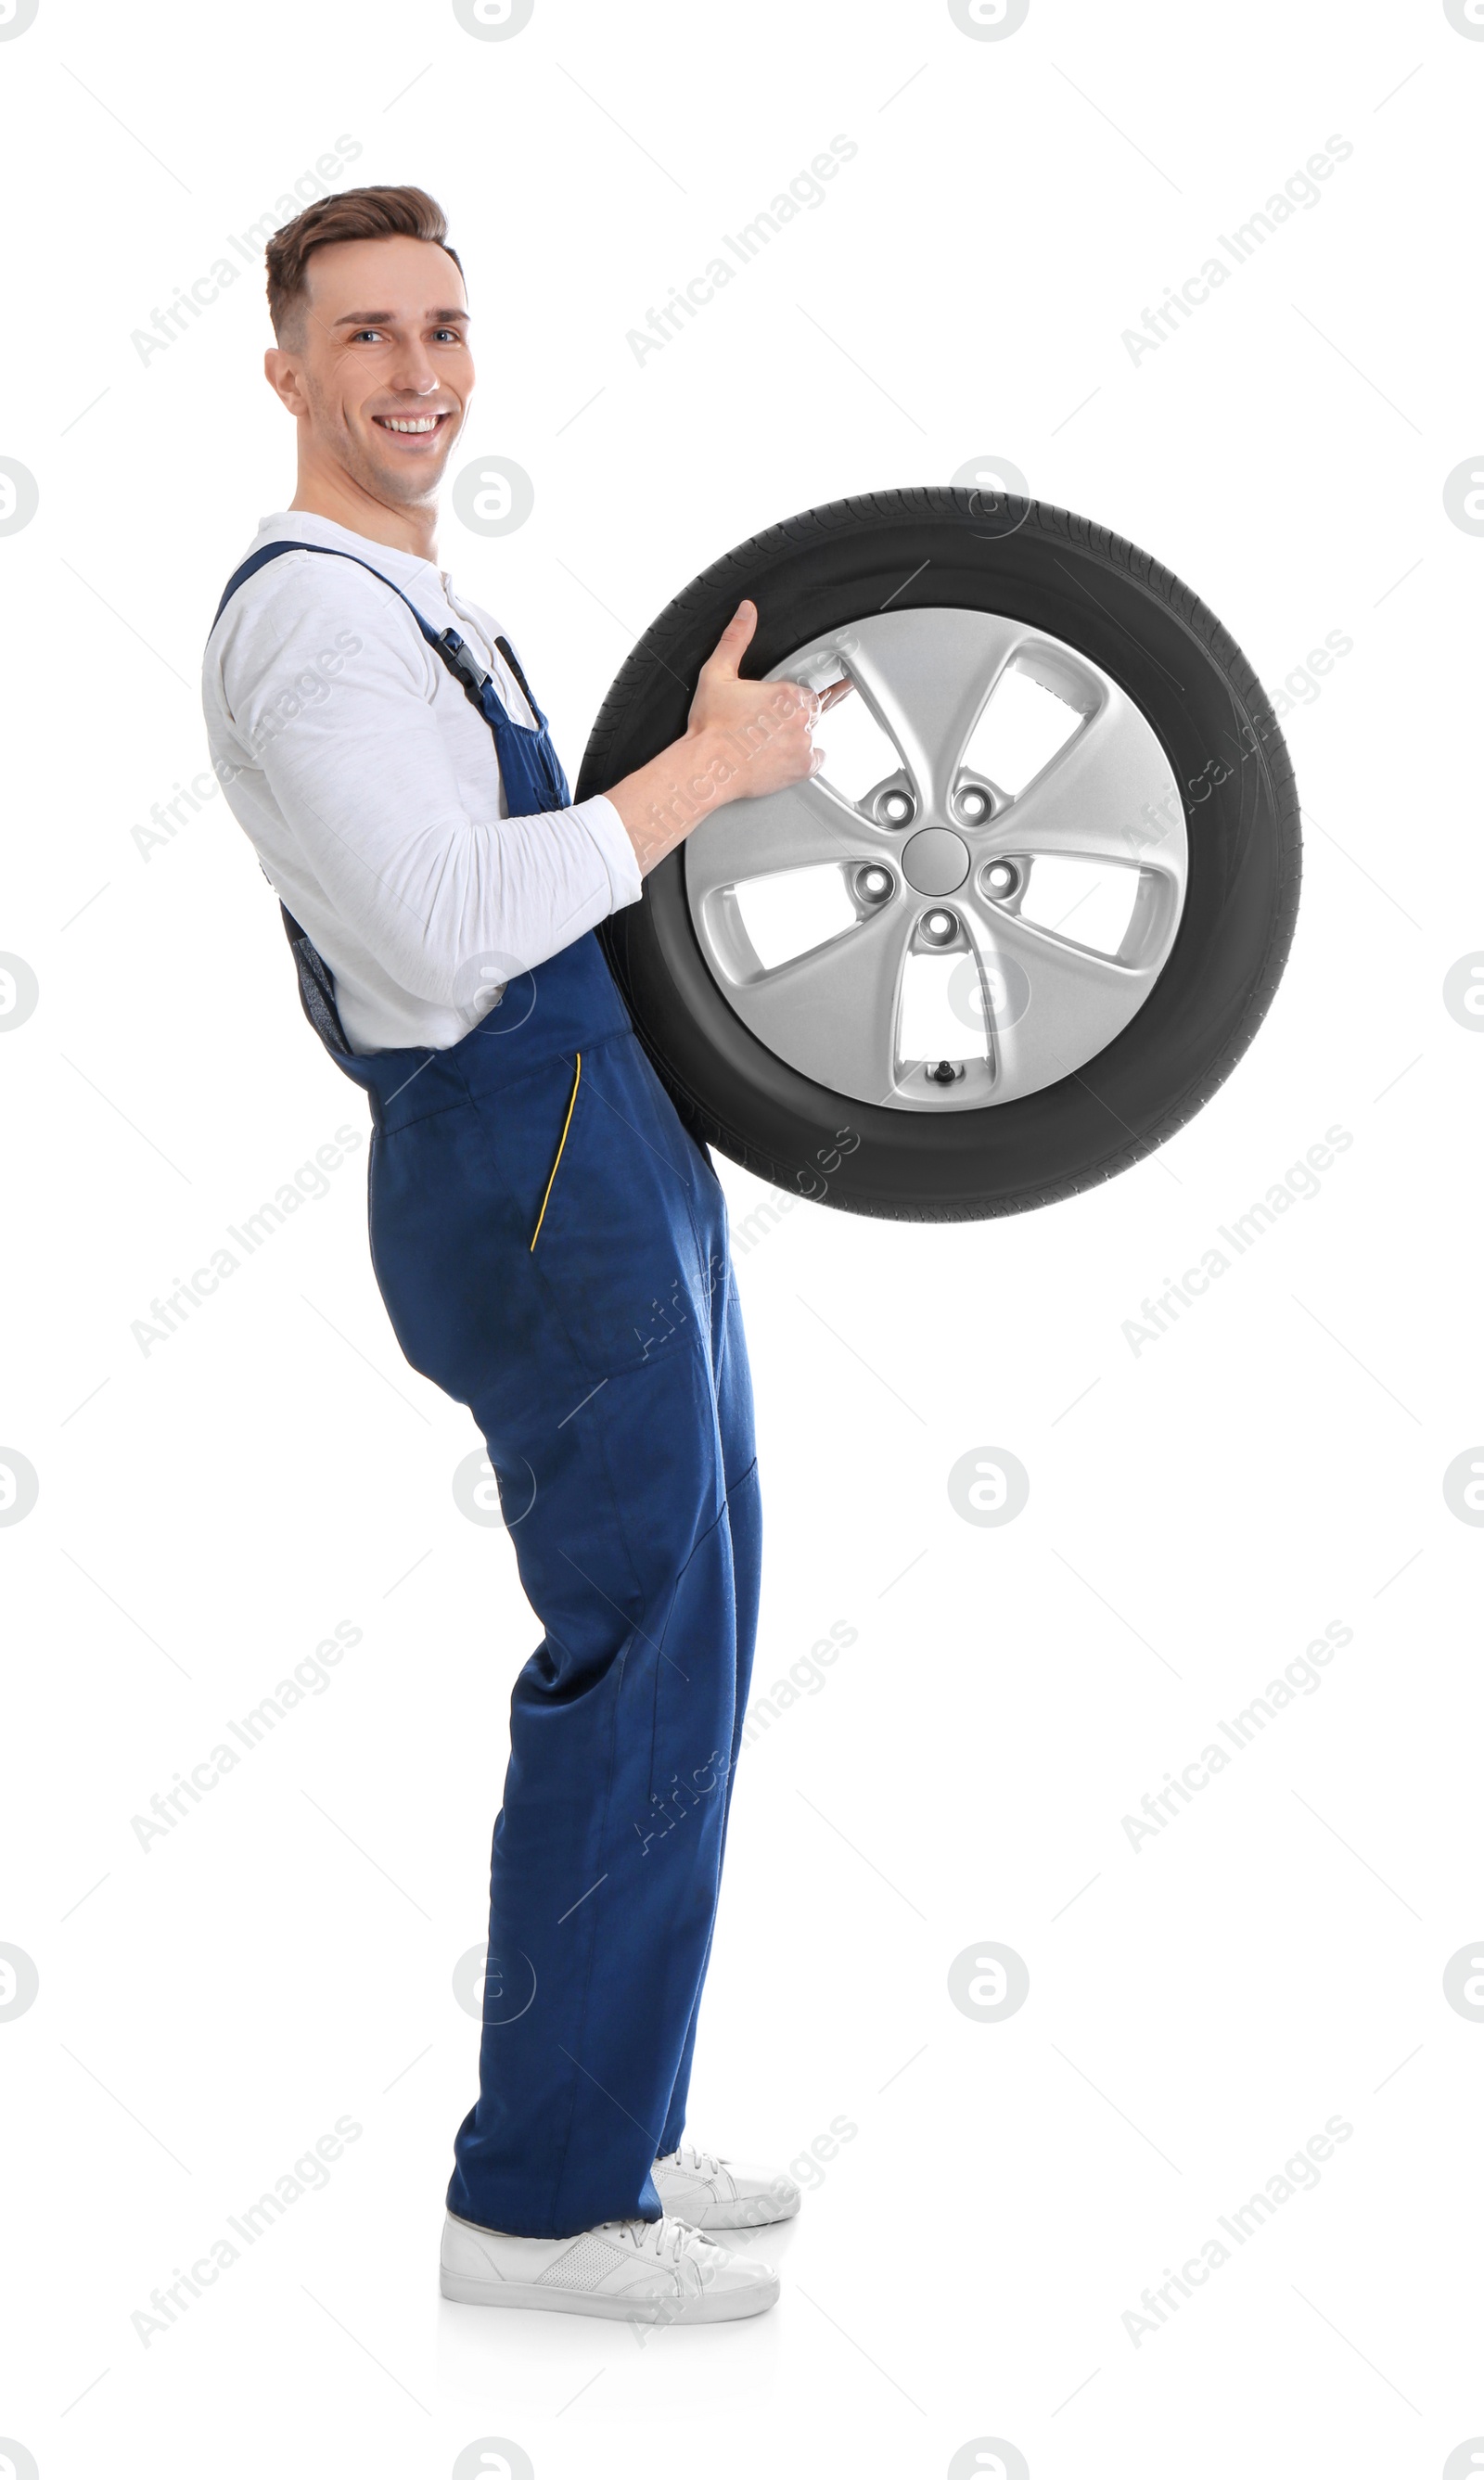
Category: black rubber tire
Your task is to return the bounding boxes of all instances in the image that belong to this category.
[576,489,1300,1221]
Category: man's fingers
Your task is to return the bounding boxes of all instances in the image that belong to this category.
[817,675,855,712]
[699,597,757,683]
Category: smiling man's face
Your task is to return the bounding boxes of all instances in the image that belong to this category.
[265,233,474,514]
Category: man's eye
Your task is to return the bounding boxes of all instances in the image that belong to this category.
[433,327,462,344]
[352,329,383,344]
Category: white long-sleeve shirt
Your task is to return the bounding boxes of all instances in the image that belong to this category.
[201,510,642,1055]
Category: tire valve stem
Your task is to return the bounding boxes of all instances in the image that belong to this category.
[928,1059,959,1085]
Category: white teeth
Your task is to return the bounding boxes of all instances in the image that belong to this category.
[380,415,441,432]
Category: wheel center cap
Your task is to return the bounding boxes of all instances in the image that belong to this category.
[901,826,970,896]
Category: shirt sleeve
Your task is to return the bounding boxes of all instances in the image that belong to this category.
[214,562,642,1004]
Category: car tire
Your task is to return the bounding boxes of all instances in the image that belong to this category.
[575,488,1300,1221]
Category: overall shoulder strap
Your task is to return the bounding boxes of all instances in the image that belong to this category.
[211,539,325,629]
[211,538,444,645]
[210,539,538,728]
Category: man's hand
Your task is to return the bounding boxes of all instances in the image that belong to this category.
[605,599,854,876]
[688,600,838,799]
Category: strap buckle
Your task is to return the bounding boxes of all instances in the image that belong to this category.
[439,627,490,693]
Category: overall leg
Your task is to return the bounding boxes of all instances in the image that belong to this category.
[367,1031,758,2239]
[452,1331,748,2236]
[655,1268,761,2156]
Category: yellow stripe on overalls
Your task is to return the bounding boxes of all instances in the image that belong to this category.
[530,1052,582,1251]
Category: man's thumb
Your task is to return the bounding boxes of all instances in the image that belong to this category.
[705,598,756,679]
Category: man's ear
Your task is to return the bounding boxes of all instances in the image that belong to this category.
[263,347,307,416]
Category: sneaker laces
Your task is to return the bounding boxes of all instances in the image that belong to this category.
[614,2216,703,2267]
[663,2139,724,2180]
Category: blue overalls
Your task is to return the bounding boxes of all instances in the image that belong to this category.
[212,545,761,2238]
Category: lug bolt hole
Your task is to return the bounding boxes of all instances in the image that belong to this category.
[878,789,915,826]
[959,787,991,823]
[923,909,957,943]
[983,861,1019,899]
[858,866,893,902]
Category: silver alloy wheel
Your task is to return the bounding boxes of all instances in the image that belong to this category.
[684,608,1189,1111]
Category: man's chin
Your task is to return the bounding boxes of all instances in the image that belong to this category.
[370,460,449,508]
[356,444,455,509]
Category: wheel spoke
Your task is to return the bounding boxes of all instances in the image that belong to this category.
[683,772,871,906]
[963,890,1161,1103]
[723,900,915,1104]
[985,685,1184,876]
[834,608,1024,813]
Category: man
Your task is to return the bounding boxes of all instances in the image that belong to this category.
[201,185,847,2327]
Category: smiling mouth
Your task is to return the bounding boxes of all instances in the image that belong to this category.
[372,411,454,438]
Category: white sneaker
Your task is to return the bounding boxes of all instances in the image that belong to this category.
[439,2207,780,2323]
[650,2140,801,2231]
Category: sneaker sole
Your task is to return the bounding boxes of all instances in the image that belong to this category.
[439,2268,781,2323]
[684,2200,801,2231]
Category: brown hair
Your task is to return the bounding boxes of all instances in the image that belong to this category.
[264,185,464,342]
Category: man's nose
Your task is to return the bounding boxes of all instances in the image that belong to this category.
[386,350,441,396]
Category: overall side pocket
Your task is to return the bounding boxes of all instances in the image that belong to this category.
[477,1036,712,1382]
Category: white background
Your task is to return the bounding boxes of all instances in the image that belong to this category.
[1,2,1481,2474]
